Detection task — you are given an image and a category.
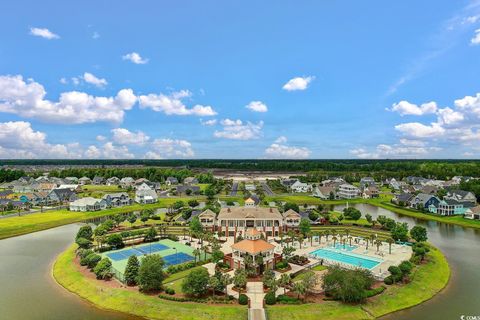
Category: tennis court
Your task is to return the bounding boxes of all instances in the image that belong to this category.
[102,238,207,281]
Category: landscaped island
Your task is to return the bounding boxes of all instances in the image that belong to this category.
[53,203,450,320]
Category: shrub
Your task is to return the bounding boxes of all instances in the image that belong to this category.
[106,233,124,249]
[264,291,276,305]
[275,260,289,270]
[76,225,93,240]
[399,260,413,276]
[165,287,175,295]
[85,253,101,269]
[93,258,113,280]
[76,237,92,249]
[276,294,301,304]
[384,276,394,285]
[238,294,248,305]
[365,286,386,297]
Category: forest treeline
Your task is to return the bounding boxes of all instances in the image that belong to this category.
[1,159,480,182]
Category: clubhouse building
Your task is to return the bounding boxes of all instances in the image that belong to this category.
[198,205,302,237]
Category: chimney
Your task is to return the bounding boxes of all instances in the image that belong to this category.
[227,208,231,212]
[270,207,273,213]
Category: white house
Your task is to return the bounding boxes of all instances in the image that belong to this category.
[290,181,312,193]
[69,197,107,212]
[337,183,360,199]
[135,183,158,204]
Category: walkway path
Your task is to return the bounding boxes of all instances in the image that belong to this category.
[246,282,266,320]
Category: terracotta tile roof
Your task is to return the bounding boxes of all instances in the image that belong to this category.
[231,238,275,254]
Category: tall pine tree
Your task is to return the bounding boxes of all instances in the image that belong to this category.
[124,255,140,286]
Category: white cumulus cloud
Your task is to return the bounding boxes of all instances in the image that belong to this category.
[139,90,216,116]
[282,76,315,91]
[122,52,149,64]
[111,128,150,145]
[471,29,480,45]
[145,138,194,158]
[0,75,136,124]
[82,72,107,88]
[29,27,59,40]
[214,119,263,140]
[265,137,311,159]
[246,100,268,112]
[388,100,437,116]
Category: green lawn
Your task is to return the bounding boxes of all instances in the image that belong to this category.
[0,197,204,240]
[54,245,246,320]
[163,266,208,294]
[267,244,450,320]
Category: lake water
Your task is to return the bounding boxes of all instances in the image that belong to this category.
[0,204,479,319]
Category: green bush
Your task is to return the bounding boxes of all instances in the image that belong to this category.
[93,257,113,280]
[384,276,393,285]
[238,294,248,305]
[76,237,92,249]
[165,287,175,295]
[276,294,301,304]
[85,253,102,269]
[264,291,276,305]
[275,260,288,270]
[365,286,386,297]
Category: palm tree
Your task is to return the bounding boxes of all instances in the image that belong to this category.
[369,234,376,245]
[298,234,304,249]
[193,248,200,263]
[365,238,369,250]
[332,236,338,248]
[375,239,382,252]
[279,273,290,295]
[324,230,330,242]
[316,231,322,244]
[182,228,187,240]
[308,232,313,247]
[348,235,353,247]
[386,238,395,254]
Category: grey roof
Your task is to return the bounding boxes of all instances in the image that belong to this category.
[396,193,414,203]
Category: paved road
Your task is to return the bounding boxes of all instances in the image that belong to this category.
[230,182,238,196]
[260,182,274,196]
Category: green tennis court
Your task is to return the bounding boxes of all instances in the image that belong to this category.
[101,239,209,281]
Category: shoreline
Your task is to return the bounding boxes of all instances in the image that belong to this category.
[53,242,450,320]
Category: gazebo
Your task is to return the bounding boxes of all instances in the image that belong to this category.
[228,228,278,273]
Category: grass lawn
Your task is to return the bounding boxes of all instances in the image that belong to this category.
[0,197,205,240]
[267,244,450,320]
[54,245,246,320]
[163,266,207,294]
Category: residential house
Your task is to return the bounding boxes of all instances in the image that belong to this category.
[135,178,150,187]
[445,190,477,205]
[321,177,346,188]
[106,177,120,186]
[312,186,336,200]
[69,197,107,212]
[12,182,34,193]
[388,178,401,190]
[392,193,414,206]
[176,185,200,195]
[0,199,29,212]
[409,193,440,210]
[184,177,199,185]
[0,190,14,199]
[244,196,261,208]
[362,185,379,199]
[58,184,81,192]
[465,205,480,220]
[165,177,178,185]
[92,176,105,185]
[102,192,132,207]
[120,177,135,188]
[20,192,49,206]
[38,182,57,192]
[245,183,256,191]
[78,177,92,185]
[64,177,79,183]
[135,183,158,204]
[338,183,360,199]
[47,188,77,204]
[290,181,312,193]
[281,179,298,189]
[429,199,474,216]
[420,185,439,195]
[359,177,376,188]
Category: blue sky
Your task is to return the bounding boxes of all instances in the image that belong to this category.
[0,0,480,159]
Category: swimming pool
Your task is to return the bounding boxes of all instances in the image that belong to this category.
[310,248,382,269]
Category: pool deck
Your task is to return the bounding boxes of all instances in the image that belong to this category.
[292,237,412,279]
